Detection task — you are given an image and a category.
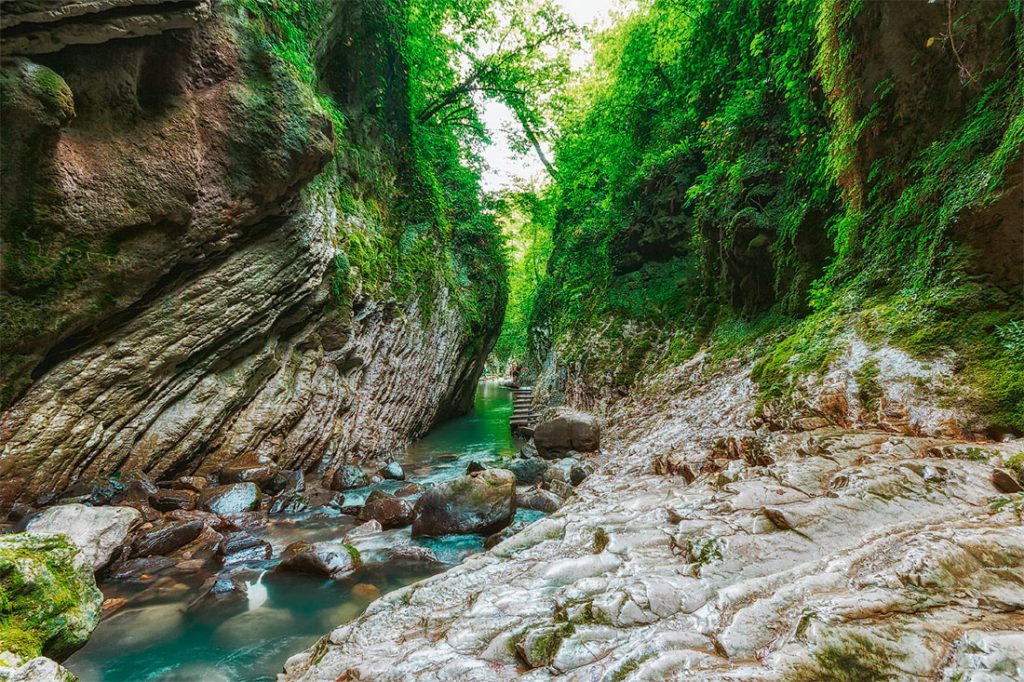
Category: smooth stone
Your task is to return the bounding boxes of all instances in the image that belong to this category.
[411,469,516,537]
[132,519,204,557]
[149,488,198,512]
[379,462,405,481]
[533,410,601,459]
[199,483,261,515]
[357,490,413,529]
[27,503,142,571]
[330,466,370,491]
[276,541,361,579]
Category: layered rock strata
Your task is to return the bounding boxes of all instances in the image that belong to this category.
[282,355,1024,681]
[0,1,500,506]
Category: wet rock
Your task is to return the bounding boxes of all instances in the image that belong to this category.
[504,457,549,485]
[60,476,125,507]
[106,556,176,582]
[0,655,78,682]
[268,491,310,515]
[119,473,159,506]
[199,483,261,515]
[412,469,516,537]
[515,488,563,513]
[379,462,405,481]
[533,410,601,459]
[219,454,281,491]
[992,468,1022,493]
[345,520,383,541]
[149,489,198,512]
[279,470,306,494]
[0,533,102,661]
[543,458,579,485]
[352,583,382,603]
[484,519,530,550]
[466,461,488,474]
[276,541,361,579]
[27,503,141,571]
[358,490,413,529]
[172,526,224,562]
[516,623,572,668]
[330,466,371,491]
[395,482,425,497]
[173,476,211,494]
[219,532,272,565]
[132,519,204,557]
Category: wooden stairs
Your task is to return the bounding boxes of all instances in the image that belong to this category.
[509,386,541,436]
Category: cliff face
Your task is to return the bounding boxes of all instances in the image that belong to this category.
[0,1,503,506]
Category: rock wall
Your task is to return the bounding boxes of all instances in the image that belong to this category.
[0,3,501,507]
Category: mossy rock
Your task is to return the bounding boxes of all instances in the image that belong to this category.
[0,533,102,661]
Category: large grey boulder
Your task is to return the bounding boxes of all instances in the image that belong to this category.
[199,483,261,515]
[27,503,141,571]
[0,533,102,661]
[276,541,361,579]
[533,410,600,459]
[411,470,516,537]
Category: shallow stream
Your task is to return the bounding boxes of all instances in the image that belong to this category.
[66,382,525,681]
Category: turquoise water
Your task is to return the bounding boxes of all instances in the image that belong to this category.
[65,382,525,681]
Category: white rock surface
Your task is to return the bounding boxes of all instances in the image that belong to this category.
[27,503,141,571]
[281,358,1024,681]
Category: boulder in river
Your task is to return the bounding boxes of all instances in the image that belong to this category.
[516,488,563,513]
[378,462,405,481]
[0,655,79,682]
[276,541,361,579]
[218,454,281,491]
[199,483,261,515]
[358,490,413,529]
[330,466,370,491]
[504,457,549,485]
[219,532,272,565]
[533,410,601,459]
[0,533,102,661]
[26,503,142,571]
[132,519,205,557]
[411,469,516,537]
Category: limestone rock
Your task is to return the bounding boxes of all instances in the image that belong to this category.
[503,457,548,485]
[219,532,272,565]
[378,462,405,481]
[411,469,516,537]
[26,504,141,571]
[132,520,204,557]
[533,410,601,459]
[148,489,198,512]
[515,488,563,513]
[357,490,413,529]
[276,541,361,580]
[0,655,79,681]
[218,454,282,491]
[199,484,260,516]
[331,466,370,491]
[0,533,102,661]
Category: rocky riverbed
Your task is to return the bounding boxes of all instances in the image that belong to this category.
[1,383,602,680]
[282,357,1024,681]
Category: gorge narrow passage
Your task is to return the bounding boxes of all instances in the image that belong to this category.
[64,383,534,682]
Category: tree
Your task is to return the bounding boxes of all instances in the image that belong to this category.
[412,0,581,177]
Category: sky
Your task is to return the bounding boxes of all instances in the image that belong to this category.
[478,0,623,193]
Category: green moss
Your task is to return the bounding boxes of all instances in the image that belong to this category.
[0,534,102,660]
[785,633,904,682]
[610,653,656,682]
[854,358,882,412]
[343,544,362,566]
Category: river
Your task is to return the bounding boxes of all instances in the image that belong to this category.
[66,382,529,681]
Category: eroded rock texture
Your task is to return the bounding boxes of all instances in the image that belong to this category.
[282,356,1024,681]
[0,3,499,506]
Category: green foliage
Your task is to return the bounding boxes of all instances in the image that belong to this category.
[491,189,553,366]
[525,0,1021,433]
